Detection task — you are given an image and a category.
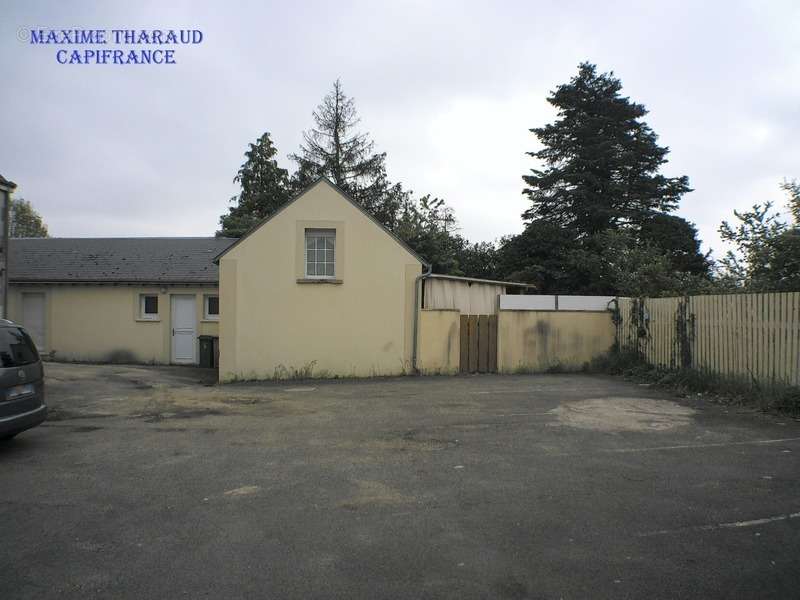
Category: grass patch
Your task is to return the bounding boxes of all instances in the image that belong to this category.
[588,348,800,416]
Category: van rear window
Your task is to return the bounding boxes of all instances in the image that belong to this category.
[0,328,40,367]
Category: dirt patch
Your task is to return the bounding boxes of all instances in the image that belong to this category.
[549,397,695,432]
[47,409,117,422]
[400,429,459,451]
[134,407,227,423]
[338,480,415,510]
[344,430,459,454]
[219,396,264,405]
[224,485,261,497]
[70,426,103,433]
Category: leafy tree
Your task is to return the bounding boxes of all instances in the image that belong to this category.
[717,180,800,290]
[457,241,499,280]
[639,214,710,276]
[394,194,463,273]
[217,132,290,237]
[582,230,713,297]
[496,220,580,292]
[290,79,402,228]
[522,62,691,236]
[10,198,49,238]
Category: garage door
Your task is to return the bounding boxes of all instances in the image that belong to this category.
[21,292,46,350]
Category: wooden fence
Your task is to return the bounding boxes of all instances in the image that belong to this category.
[617,292,800,387]
[459,314,498,373]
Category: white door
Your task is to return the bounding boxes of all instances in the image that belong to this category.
[171,295,197,364]
[22,293,46,350]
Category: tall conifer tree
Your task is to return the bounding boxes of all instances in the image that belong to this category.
[523,62,690,236]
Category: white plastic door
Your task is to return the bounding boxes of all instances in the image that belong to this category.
[21,292,45,350]
[170,295,196,364]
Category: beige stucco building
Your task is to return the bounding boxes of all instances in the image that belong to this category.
[216,178,425,381]
[7,178,613,378]
[8,237,233,364]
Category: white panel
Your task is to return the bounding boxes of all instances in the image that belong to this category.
[557,296,615,311]
[499,295,556,310]
[498,295,614,311]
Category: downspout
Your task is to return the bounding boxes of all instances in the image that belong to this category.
[411,263,433,374]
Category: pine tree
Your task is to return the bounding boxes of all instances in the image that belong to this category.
[217,132,290,237]
[523,62,691,237]
[290,79,402,227]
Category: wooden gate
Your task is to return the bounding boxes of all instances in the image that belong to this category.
[459,314,498,373]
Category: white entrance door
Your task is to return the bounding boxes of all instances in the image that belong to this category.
[171,295,197,364]
[22,292,46,350]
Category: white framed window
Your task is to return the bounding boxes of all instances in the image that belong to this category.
[204,295,219,320]
[139,294,159,320]
[305,228,335,278]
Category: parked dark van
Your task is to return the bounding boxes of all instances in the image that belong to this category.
[0,320,46,440]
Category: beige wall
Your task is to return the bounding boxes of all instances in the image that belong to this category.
[417,309,460,375]
[219,179,422,381]
[7,284,218,364]
[497,310,615,373]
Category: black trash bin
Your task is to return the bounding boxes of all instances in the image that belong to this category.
[198,335,214,368]
[211,337,219,368]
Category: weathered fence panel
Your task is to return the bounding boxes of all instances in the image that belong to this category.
[617,292,800,387]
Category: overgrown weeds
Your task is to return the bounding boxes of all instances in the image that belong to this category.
[587,347,800,416]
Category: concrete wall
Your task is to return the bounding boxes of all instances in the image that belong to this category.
[497,310,615,373]
[7,284,218,364]
[218,179,422,381]
[417,309,460,375]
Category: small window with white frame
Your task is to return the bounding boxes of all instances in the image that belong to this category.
[204,295,219,320]
[139,294,159,320]
[305,228,335,278]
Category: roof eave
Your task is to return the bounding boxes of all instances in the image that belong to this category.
[425,273,536,289]
[9,279,220,286]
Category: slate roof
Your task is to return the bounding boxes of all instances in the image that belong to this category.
[9,237,236,284]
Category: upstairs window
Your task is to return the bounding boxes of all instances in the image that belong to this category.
[305,229,335,278]
[140,294,159,320]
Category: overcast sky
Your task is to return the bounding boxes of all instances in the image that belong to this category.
[2,1,798,258]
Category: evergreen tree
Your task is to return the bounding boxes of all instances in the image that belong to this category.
[639,214,710,276]
[10,198,49,238]
[290,79,402,228]
[217,132,290,237]
[523,62,691,236]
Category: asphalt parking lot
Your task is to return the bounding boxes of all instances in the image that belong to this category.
[2,363,800,599]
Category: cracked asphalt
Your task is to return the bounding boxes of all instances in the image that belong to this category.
[2,362,800,599]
